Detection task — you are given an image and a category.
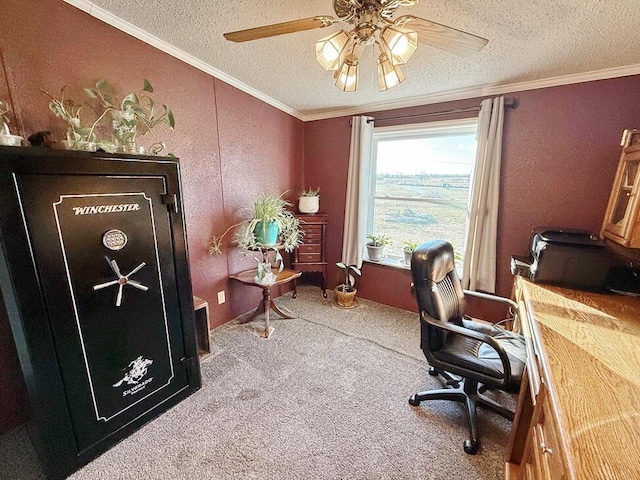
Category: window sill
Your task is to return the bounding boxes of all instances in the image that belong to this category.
[363,255,411,271]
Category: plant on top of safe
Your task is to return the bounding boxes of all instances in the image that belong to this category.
[0,99,23,146]
[40,86,104,151]
[85,79,175,155]
[0,100,12,135]
[208,192,303,256]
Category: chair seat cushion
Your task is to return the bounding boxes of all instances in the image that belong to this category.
[435,319,526,392]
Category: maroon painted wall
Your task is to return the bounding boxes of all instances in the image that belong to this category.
[0,0,302,432]
[1,0,639,436]
[303,77,640,315]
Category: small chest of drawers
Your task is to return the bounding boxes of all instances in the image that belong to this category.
[292,213,328,297]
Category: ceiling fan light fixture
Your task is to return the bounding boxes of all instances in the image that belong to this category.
[316,30,351,71]
[380,25,418,65]
[335,54,359,92]
[377,52,405,91]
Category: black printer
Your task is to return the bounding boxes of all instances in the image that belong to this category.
[511,228,610,291]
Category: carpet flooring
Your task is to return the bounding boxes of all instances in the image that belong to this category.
[0,286,514,479]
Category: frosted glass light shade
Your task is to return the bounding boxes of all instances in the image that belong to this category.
[377,52,405,91]
[335,55,359,92]
[316,30,350,71]
[380,25,418,65]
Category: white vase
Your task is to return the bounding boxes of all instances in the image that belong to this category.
[367,244,385,261]
[298,196,319,213]
[0,134,23,146]
[403,248,413,265]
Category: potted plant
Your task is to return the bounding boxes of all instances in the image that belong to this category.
[366,234,391,262]
[208,192,303,256]
[298,187,320,213]
[41,86,99,151]
[40,86,113,151]
[335,261,361,308]
[85,79,175,155]
[403,239,418,265]
[0,100,23,146]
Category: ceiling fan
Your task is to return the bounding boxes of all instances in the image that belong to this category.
[223,0,488,92]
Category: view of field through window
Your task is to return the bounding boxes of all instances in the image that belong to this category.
[371,124,477,265]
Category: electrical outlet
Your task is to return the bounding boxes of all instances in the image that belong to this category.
[217,290,225,304]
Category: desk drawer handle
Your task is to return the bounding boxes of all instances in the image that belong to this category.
[539,442,553,455]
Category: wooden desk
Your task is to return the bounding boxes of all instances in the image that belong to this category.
[230,268,301,338]
[506,278,640,479]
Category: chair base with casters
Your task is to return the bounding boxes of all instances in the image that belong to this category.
[409,239,526,455]
[409,369,515,454]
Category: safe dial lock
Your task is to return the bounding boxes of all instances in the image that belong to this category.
[93,257,149,307]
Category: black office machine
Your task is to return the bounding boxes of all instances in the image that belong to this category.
[511,228,610,291]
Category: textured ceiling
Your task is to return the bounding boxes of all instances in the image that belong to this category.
[67,0,640,121]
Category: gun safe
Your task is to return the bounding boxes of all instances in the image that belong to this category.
[0,146,201,479]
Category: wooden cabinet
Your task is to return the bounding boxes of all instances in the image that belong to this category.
[292,213,327,297]
[602,129,640,247]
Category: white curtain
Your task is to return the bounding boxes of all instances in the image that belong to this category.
[462,96,505,292]
[341,115,374,268]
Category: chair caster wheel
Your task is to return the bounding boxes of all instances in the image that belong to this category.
[428,367,438,377]
[408,395,421,406]
[322,292,327,298]
[464,439,479,455]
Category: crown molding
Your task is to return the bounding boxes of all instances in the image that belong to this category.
[299,64,640,121]
[63,0,304,120]
[64,1,640,124]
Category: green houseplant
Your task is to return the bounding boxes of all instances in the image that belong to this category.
[403,239,419,265]
[209,192,303,256]
[366,234,392,262]
[335,261,361,308]
[40,87,103,150]
[298,187,320,214]
[85,79,175,154]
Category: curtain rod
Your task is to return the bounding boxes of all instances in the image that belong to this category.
[366,98,518,124]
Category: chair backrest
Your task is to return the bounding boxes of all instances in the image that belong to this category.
[411,239,465,351]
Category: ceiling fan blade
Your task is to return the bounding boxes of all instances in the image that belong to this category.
[224,16,335,43]
[395,15,488,56]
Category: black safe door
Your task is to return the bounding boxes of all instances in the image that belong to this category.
[16,173,191,453]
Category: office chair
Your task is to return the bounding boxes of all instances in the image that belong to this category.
[409,239,526,454]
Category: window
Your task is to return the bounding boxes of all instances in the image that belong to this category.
[367,118,478,269]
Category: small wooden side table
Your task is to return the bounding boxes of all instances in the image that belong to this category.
[230,267,302,338]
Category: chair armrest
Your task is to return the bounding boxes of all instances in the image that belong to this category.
[421,311,513,385]
[463,289,520,331]
[463,289,518,311]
